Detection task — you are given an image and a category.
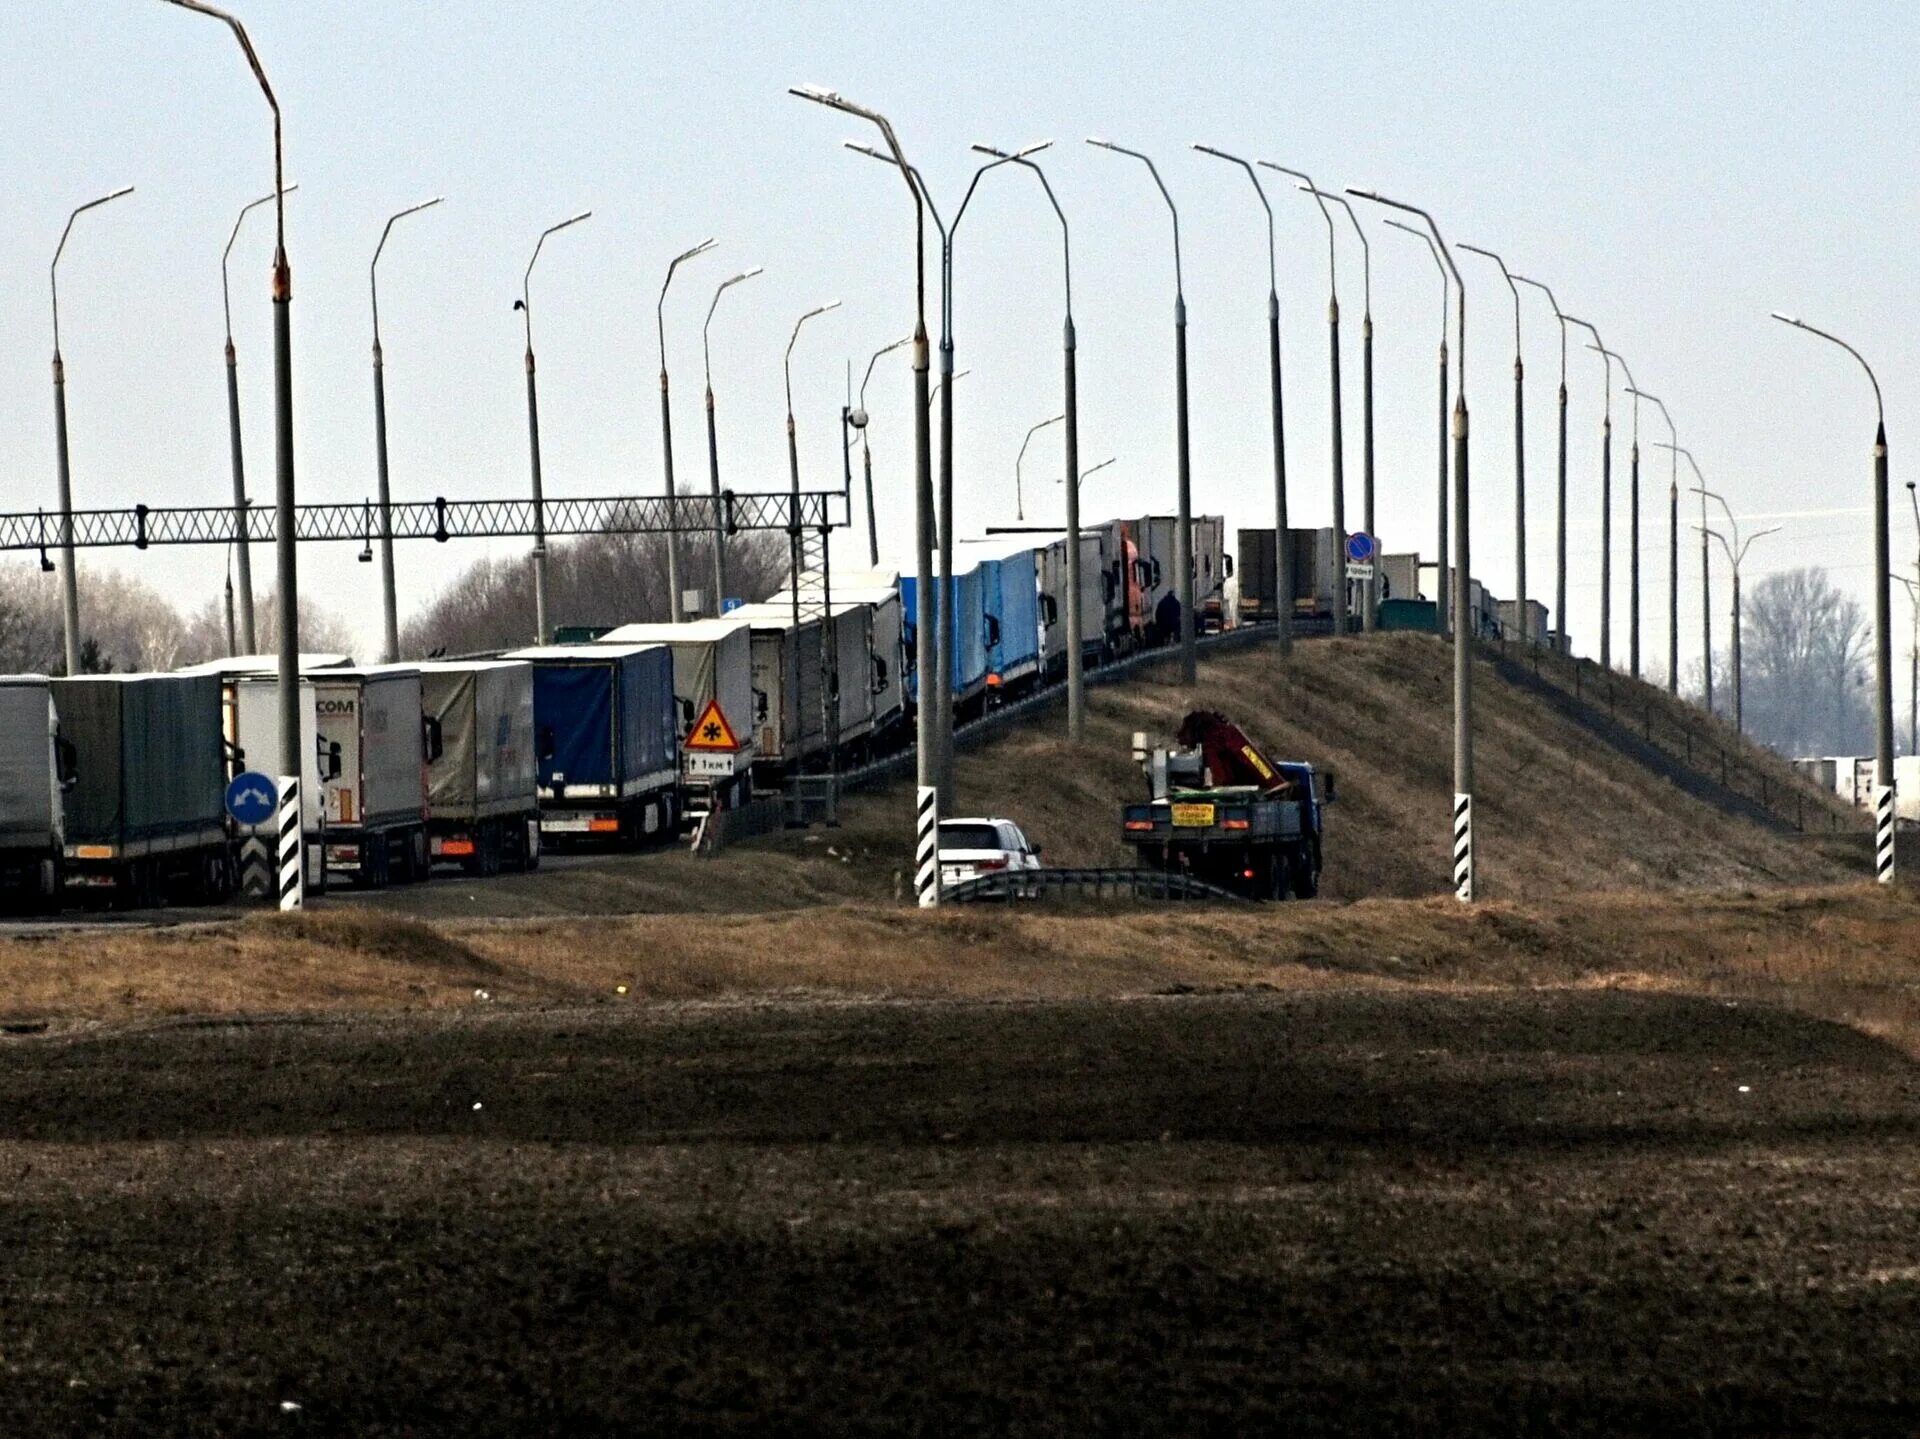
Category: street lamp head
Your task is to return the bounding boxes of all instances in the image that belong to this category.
[1770,311,1802,326]
[673,237,718,266]
[848,408,869,430]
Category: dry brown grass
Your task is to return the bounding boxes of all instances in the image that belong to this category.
[796,634,1863,905]
[9,883,1920,1056]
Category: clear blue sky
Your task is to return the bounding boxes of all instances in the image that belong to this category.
[1,1,1913,676]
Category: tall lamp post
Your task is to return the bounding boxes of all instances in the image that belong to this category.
[514,210,591,644]
[1384,219,1450,637]
[1656,442,1714,713]
[369,195,442,663]
[50,185,135,676]
[1628,388,1679,693]
[973,142,1091,736]
[846,142,1031,799]
[855,334,912,568]
[1261,163,1347,634]
[162,0,310,847]
[1773,312,1895,883]
[1460,244,1528,644]
[701,266,763,605]
[1564,317,1612,669]
[221,185,295,656]
[1194,145,1290,653]
[1313,189,1375,629]
[1015,414,1066,522]
[1512,274,1569,653]
[784,301,843,513]
[1351,189,1472,902]
[1090,138,1196,682]
[790,87,938,830]
[658,238,716,622]
[1591,345,1642,677]
[1906,480,1920,755]
[1692,489,1779,735]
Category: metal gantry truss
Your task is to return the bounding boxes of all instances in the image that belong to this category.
[0,488,845,556]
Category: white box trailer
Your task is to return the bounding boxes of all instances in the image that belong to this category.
[230,675,330,894]
[815,580,907,746]
[726,602,837,773]
[419,660,540,874]
[0,677,67,909]
[599,617,758,808]
[310,667,432,887]
[985,529,1107,675]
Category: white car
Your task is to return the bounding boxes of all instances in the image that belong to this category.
[938,817,1043,888]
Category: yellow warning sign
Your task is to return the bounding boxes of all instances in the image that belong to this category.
[684,698,743,752]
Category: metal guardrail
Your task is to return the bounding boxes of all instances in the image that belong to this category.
[943,866,1248,904]
[0,488,847,552]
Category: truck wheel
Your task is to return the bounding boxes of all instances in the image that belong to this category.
[412,828,432,884]
[1290,855,1319,900]
[522,817,542,872]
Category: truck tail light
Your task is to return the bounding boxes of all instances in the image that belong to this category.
[1222,818,1251,831]
[440,838,475,857]
[1124,820,1154,832]
[976,857,1008,871]
[587,817,621,834]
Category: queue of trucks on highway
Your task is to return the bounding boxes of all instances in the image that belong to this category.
[0,514,1504,912]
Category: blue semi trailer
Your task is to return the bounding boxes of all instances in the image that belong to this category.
[507,643,681,846]
[899,557,989,717]
[956,537,1043,698]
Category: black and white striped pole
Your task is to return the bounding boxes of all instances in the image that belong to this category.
[916,785,940,908]
[276,774,303,912]
[1773,312,1895,885]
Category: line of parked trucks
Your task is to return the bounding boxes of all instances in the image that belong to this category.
[0,514,1537,912]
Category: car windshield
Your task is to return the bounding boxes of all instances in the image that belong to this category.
[939,822,1005,851]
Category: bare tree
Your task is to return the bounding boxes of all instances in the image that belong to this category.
[1739,566,1873,756]
[400,529,790,658]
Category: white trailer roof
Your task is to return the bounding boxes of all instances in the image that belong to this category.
[598,617,754,644]
[503,642,664,662]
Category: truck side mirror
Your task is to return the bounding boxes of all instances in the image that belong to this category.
[872,656,889,693]
[984,614,1001,646]
[537,725,556,762]
[677,696,695,731]
[422,716,444,764]
[326,740,344,781]
[1321,770,1337,802]
[1040,595,1058,627]
[55,736,78,792]
[1224,554,1235,579]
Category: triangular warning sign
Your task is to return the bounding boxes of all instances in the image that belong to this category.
[684,698,742,752]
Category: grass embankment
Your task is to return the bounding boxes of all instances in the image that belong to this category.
[7,883,1919,1054]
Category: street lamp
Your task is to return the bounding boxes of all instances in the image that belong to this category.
[927,368,971,406]
[221,184,296,655]
[1656,441,1714,713]
[1090,138,1196,683]
[783,299,842,586]
[514,210,591,644]
[49,184,135,677]
[1564,317,1613,669]
[1511,274,1570,654]
[1194,145,1291,653]
[701,265,763,604]
[1692,487,1779,735]
[1906,480,1920,755]
[369,195,442,663]
[658,237,716,622]
[848,141,1034,792]
[1773,311,1895,883]
[162,0,308,887]
[972,142,1091,738]
[1627,387,1679,693]
[1383,219,1450,638]
[1592,345,1643,677]
[855,333,913,569]
[790,87,938,826]
[1460,244,1529,645]
[1312,188,1376,629]
[1261,162,1347,636]
[1350,188,1472,902]
[1015,414,1066,522]
[1059,457,1118,486]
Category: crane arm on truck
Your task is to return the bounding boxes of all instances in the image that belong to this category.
[1173,710,1294,795]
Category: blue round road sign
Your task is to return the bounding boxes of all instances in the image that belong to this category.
[1345,532,1376,564]
[225,771,279,827]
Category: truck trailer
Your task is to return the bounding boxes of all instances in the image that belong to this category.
[50,672,233,905]
[956,536,1044,697]
[510,643,681,845]
[419,660,540,874]
[310,667,434,887]
[600,617,759,809]
[0,677,71,909]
